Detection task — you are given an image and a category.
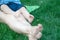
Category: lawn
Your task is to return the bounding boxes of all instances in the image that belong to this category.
[0,0,60,40]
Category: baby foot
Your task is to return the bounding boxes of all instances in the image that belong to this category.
[30,24,42,37]
[28,24,43,40]
[28,15,34,23]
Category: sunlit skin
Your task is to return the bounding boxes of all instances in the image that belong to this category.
[0,10,43,40]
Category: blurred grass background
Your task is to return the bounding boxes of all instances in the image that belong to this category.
[0,0,60,40]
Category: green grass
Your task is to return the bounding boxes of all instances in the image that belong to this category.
[0,0,60,40]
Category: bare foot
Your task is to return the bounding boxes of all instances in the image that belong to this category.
[29,24,43,37]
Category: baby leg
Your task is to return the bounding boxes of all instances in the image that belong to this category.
[0,11,32,34]
[1,4,32,26]
[1,4,15,14]
[0,11,42,40]
[1,4,34,23]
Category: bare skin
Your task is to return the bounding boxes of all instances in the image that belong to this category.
[1,4,34,23]
[0,11,43,40]
[0,4,43,40]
